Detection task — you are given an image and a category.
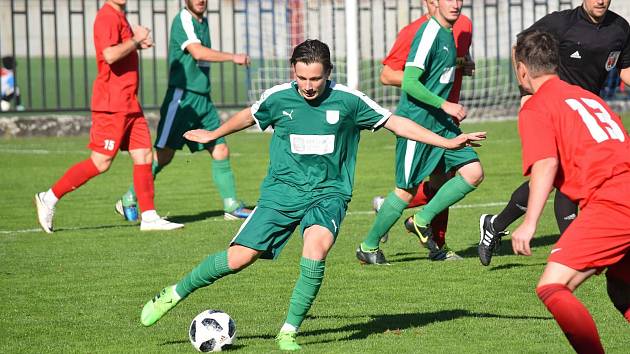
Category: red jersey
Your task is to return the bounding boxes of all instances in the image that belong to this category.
[382,14,472,103]
[518,77,630,207]
[91,3,141,113]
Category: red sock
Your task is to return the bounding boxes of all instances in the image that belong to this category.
[51,159,100,199]
[625,309,630,323]
[536,284,604,354]
[134,163,155,212]
[408,181,433,208]
[431,208,449,248]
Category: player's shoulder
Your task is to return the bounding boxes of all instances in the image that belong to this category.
[456,13,472,27]
[257,82,294,101]
[95,4,120,23]
[330,81,368,99]
[604,10,630,34]
[400,17,427,36]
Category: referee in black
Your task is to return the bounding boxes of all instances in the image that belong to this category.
[478,0,630,266]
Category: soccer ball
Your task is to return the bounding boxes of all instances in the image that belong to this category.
[189,310,236,352]
[0,100,10,111]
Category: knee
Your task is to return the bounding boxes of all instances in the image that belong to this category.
[461,167,484,187]
[212,144,229,160]
[92,158,113,173]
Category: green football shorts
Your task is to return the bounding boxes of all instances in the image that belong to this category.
[231,196,348,259]
[394,134,479,189]
[154,87,226,152]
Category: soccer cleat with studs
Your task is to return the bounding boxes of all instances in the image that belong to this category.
[478,214,509,266]
[140,285,180,326]
[34,192,54,234]
[404,215,432,247]
[224,204,252,220]
[356,246,390,265]
[276,330,301,351]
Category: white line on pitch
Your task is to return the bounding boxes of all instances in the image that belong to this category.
[1,200,552,235]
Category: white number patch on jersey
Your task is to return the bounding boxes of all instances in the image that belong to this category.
[104,139,116,151]
[440,66,455,84]
[289,134,335,155]
[565,98,625,143]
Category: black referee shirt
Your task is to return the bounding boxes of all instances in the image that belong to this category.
[527,5,630,94]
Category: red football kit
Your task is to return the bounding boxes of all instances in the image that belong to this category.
[88,2,150,156]
[519,77,630,273]
[382,14,472,103]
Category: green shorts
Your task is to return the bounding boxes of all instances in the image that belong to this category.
[231,196,348,260]
[394,131,479,189]
[154,87,226,152]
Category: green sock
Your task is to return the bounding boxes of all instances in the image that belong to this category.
[414,174,476,225]
[124,160,163,203]
[175,250,235,299]
[285,257,325,329]
[212,159,239,211]
[362,192,408,250]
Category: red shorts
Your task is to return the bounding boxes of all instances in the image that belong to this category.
[549,175,630,276]
[88,111,152,156]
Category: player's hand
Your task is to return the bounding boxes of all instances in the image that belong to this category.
[441,101,467,122]
[140,37,154,49]
[132,25,151,42]
[233,54,250,66]
[511,222,536,256]
[463,54,475,76]
[447,132,486,149]
[183,129,215,144]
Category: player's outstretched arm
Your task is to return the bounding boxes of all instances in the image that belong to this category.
[384,114,485,149]
[619,67,630,87]
[186,43,250,66]
[184,108,255,144]
[511,157,558,256]
[380,65,403,87]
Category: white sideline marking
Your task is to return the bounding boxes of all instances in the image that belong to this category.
[0,148,241,157]
[1,200,552,235]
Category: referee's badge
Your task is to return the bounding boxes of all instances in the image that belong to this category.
[326,110,340,124]
[605,51,620,71]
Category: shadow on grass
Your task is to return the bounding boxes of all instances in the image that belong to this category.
[160,339,246,351]
[166,210,227,224]
[55,223,137,232]
[489,262,547,271]
[238,310,550,343]
[301,309,551,343]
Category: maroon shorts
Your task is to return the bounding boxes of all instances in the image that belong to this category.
[549,176,630,274]
[88,111,152,156]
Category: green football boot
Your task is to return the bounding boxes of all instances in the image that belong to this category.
[140,285,180,326]
[276,330,301,351]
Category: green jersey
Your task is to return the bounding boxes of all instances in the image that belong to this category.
[251,80,391,210]
[168,9,212,95]
[396,17,457,133]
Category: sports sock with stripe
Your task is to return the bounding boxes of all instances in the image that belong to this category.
[414,174,475,226]
[212,158,240,212]
[284,257,325,329]
[175,250,235,299]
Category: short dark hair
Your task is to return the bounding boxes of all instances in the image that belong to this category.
[514,29,559,78]
[290,39,333,74]
[2,56,16,70]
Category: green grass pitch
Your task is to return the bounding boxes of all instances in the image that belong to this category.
[1,119,629,353]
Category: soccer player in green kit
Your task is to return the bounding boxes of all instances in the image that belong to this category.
[139,39,485,351]
[356,0,484,265]
[115,0,251,221]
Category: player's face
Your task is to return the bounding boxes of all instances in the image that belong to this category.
[293,62,329,101]
[107,0,127,9]
[582,0,610,23]
[436,0,463,25]
[186,0,208,17]
[424,0,438,17]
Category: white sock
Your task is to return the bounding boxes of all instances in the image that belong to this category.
[42,189,59,208]
[280,323,297,333]
[141,210,159,222]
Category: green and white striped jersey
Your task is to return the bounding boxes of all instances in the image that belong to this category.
[251,80,391,210]
[397,16,457,132]
[167,9,212,95]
